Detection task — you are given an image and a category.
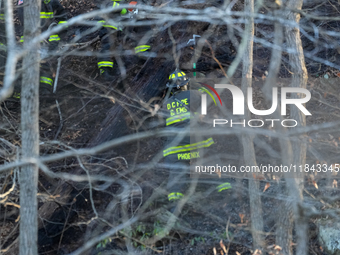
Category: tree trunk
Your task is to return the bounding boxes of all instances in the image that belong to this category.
[283,0,308,254]
[19,0,41,254]
[242,0,264,251]
[261,9,295,255]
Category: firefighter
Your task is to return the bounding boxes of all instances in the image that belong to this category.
[95,0,127,81]
[162,70,215,210]
[95,0,152,81]
[125,1,153,57]
[162,70,232,213]
[17,0,68,97]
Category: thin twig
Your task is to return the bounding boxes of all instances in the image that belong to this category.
[168,27,180,68]
[53,57,62,93]
[205,40,234,85]
[61,35,100,48]
[54,99,63,140]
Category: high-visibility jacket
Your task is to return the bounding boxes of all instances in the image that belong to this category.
[18,0,68,42]
[95,0,128,70]
[163,90,201,128]
[162,89,214,161]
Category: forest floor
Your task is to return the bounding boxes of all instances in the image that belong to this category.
[1,0,340,254]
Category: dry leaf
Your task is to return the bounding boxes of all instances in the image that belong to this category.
[324,92,327,98]
[332,179,338,188]
[337,72,340,78]
[313,181,318,189]
[216,169,221,178]
[253,249,262,255]
[263,183,270,192]
[236,252,241,255]
[262,74,266,80]
[239,213,245,223]
[274,245,282,251]
[213,247,217,255]
[220,240,227,253]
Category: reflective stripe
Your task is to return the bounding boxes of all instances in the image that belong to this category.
[98,61,114,68]
[135,45,151,54]
[168,192,184,201]
[169,72,186,80]
[112,1,127,14]
[0,14,4,20]
[163,138,214,157]
[40,76,53,86]
[216,182,232,192]
[49,35,60,42]
[40,12,53,18]
[166,112,190,126]
[58,21,68,27]
[97,20,118,30]
[20,36,24,43]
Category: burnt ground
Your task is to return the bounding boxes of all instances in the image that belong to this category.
[1,0,340,254]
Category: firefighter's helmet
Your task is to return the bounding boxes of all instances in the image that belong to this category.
[167,70,189,89]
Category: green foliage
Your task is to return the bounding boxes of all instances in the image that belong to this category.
[96,237,112,249]
[121,221,170,250]
[190,236,205,245]
[209,229,233,241]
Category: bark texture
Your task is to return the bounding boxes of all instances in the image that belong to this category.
[284,0,308,254]
[274,1,308,254]
[19,0,41,254]
[241,0,264,250]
